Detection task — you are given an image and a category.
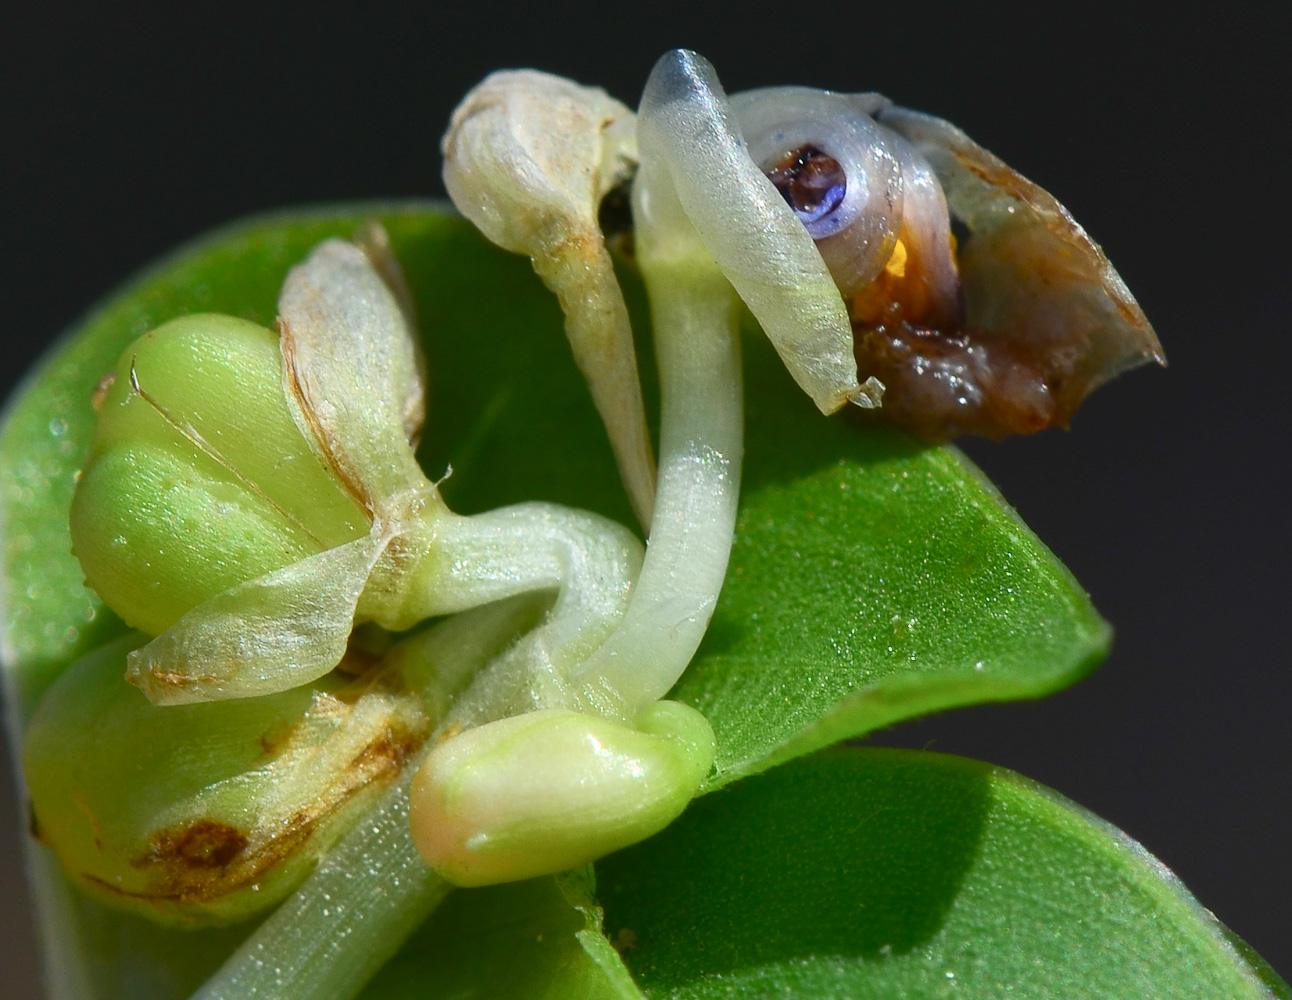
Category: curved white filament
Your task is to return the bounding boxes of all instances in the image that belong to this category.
[572,56,745,719]
[415,503,645,718]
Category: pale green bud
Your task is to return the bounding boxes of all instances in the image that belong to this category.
[23,634,430,926]
[409,701,715,887]
[70,313,370,636]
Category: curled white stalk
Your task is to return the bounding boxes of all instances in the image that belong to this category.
[570,53,747,718]
[443,70,656,529]
[412,502,644,717]
[434,53,868,717]
[570,236,741,716]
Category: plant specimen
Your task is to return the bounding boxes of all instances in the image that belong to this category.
[1,48,1283,1000]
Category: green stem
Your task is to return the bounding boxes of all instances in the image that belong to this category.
[191,775,447,1000]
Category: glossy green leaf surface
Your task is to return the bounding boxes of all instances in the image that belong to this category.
[597,749,1289,1000]
[679,369,1108,786]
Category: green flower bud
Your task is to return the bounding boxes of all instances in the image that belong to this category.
[66,230,457,705]
[70,313,370,636]
[23,634,430,926]
[409,700,715,887]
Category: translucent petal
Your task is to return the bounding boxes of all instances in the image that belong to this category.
[126,529,386,704]
[878,105,1165,406]
[278,237,428,506]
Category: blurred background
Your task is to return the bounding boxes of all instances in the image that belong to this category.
[2,2,1286,995]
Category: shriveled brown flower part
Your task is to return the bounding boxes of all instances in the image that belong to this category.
[851,104,1165,441]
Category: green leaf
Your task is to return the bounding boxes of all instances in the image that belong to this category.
[680,344,1108,785]
[358,869,642,1000]
[596,748,1289,1000]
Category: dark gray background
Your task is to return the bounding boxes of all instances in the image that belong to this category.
[2,2,1287,996]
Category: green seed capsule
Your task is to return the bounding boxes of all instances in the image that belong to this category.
[70,314,369,635]
[23,634,429,926]
[410,701,716,886]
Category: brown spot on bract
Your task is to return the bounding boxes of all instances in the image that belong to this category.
[94,692,430,914]
[144,820,248,870]
[71,789,103,852]
[436,722,463,747]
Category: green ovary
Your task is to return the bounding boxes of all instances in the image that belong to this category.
[69,314,369,635]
